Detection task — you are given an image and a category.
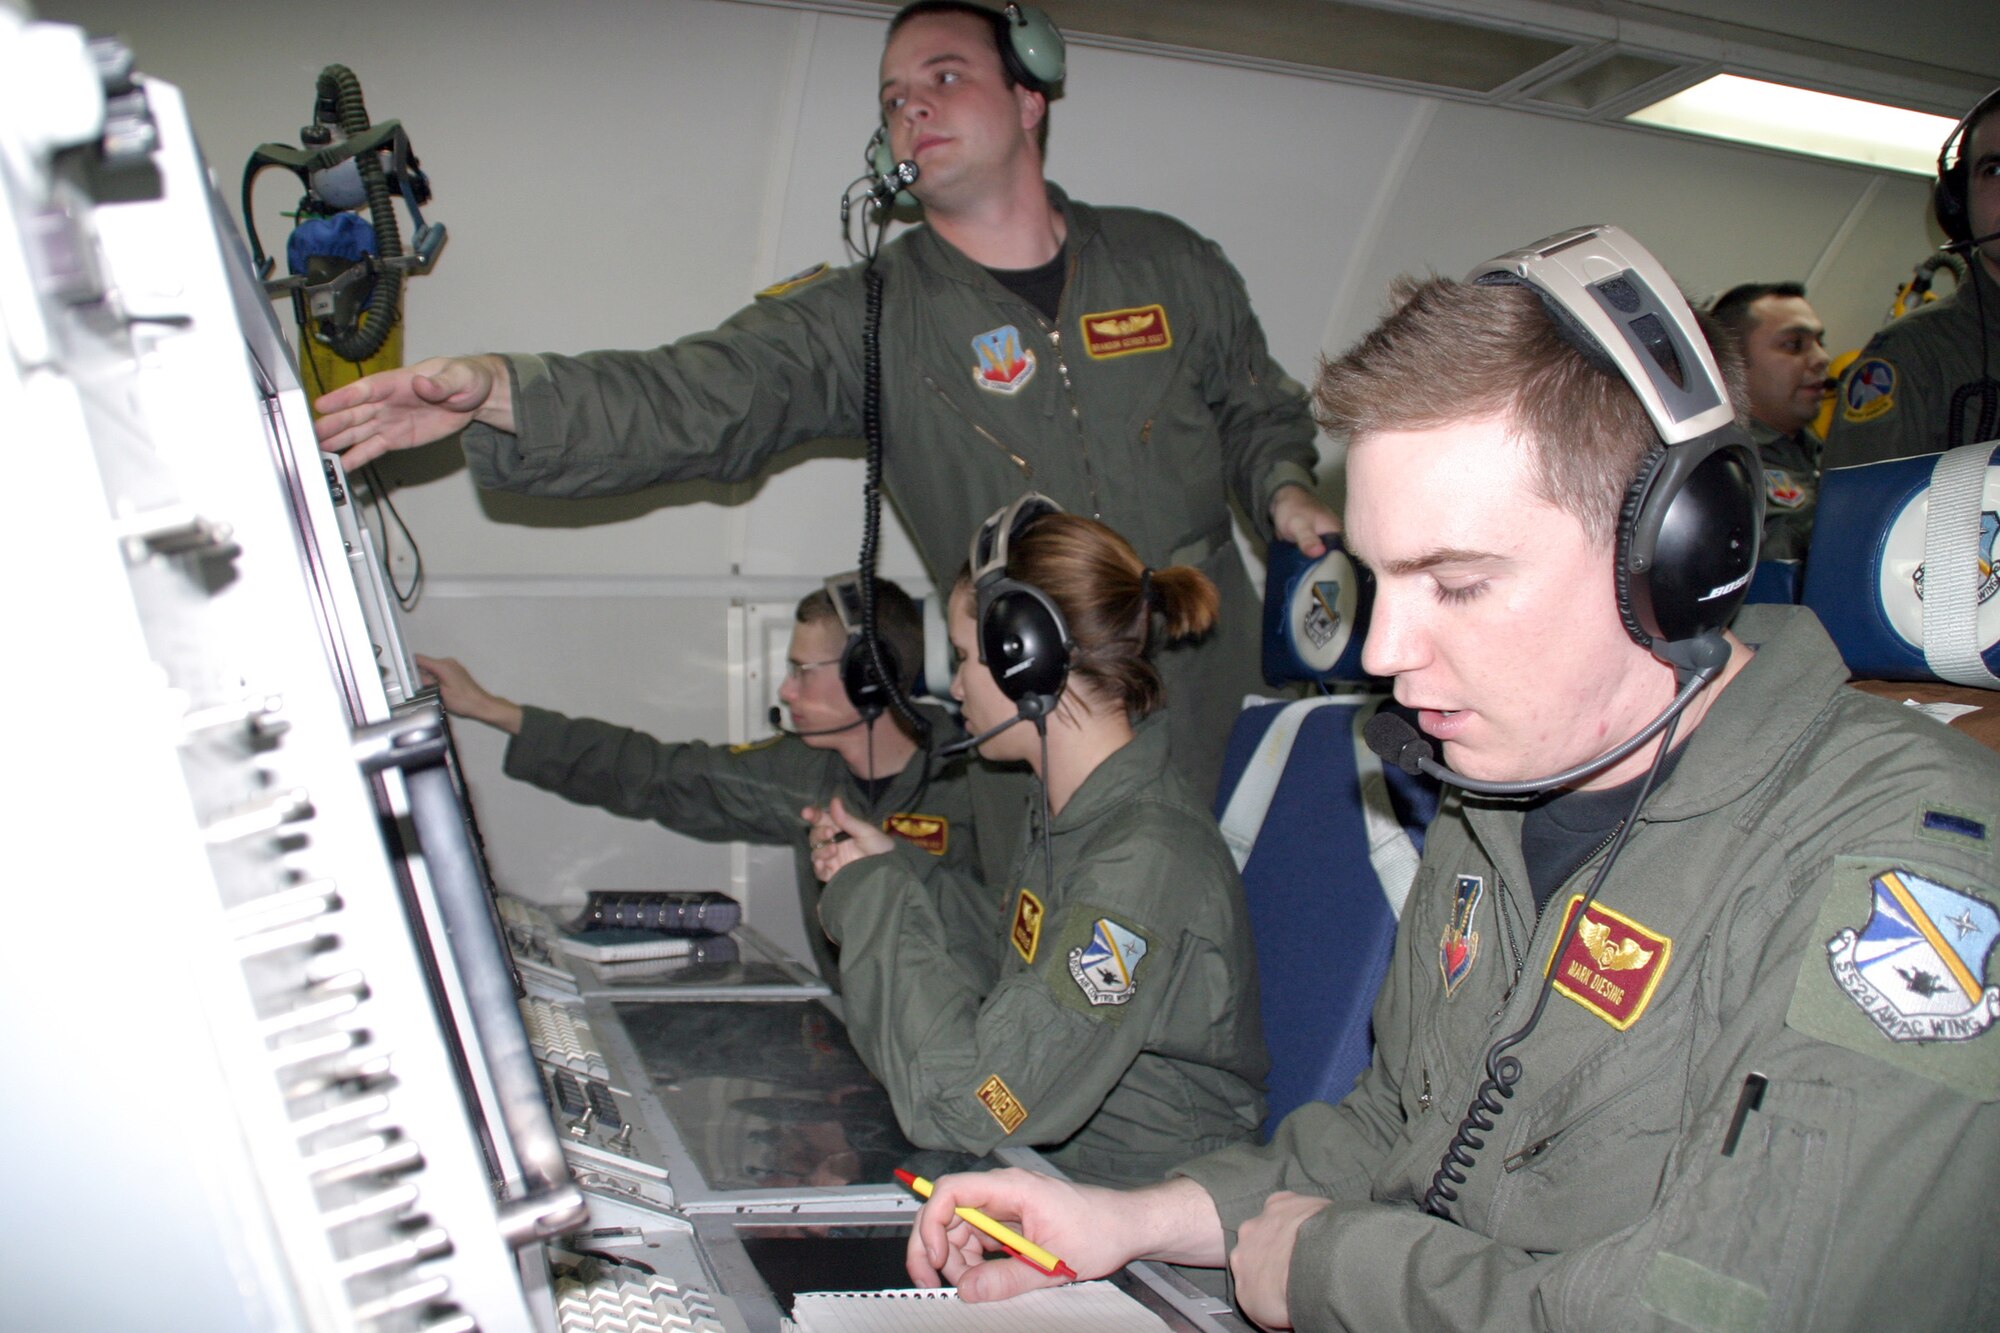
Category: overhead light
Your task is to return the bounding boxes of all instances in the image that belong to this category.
[1627,74,1957,176]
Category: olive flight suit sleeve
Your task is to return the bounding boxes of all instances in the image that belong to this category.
[819,816,1235,1156]
[1820,324,1946,469]
[504,706,817,845]
[459,266,868,498]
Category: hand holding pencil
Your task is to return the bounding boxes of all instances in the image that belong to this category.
[902,1166,1133,1304]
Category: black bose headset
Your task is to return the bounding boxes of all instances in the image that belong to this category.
[1468,225,1762,674]
[823,571,904,722]
[1934,87,2000,248]
[968,491,1073,722]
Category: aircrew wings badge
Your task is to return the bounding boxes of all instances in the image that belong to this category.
[1545,896,1672,1030]
[882,812,948,855]
[1439,874,1484,997]
[1080,304,1171,359]
[1068,916,1149,1006]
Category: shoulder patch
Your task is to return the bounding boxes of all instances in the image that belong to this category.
[1079,303,1172,359]
[1840,357,1897,423]
[882,811,949,855]
[974,1073,1028,1134]
[1545,896,1672,1030]
[756,262,829,300]
[1010,888,1045,964]
[1788,856,2000,1100]
[1066,916,1149,1006]
[728,735,784,755]
[1764,468,1806,509]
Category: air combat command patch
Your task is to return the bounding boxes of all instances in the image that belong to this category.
[972,324,1036,394]
[1546,896,1672,1030]
[1788,857,2000,1101]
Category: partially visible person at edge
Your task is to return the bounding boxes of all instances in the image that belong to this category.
[894,271,2000,1328]
[1824,86,2000,468]
[807,503,1266,1186]
[1707,281,1831,560]
[312,1,1339,820]
[420,578,983,987]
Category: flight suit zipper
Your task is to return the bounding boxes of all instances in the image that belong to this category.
[919,372,1033,479]
[1038,248,1102,520]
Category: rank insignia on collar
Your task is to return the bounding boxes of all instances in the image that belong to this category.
[972,324,1037,394]
[1439,874,1483,997]
[1011,888,1045,964]
[1080,303,1171,359]
[1546,897,1672,1030]
[1068,917,1149,1007]
[975,1074,1028,1134]
[883,812,948,855]
[1827,867,2000,1043]
[1841,357,1896,422]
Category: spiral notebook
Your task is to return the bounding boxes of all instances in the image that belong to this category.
[784,1281,1168,1332]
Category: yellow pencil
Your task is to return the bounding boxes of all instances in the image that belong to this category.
[894,1169,1079,1279]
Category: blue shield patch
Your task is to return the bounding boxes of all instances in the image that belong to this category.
[1827,868,2000,1042]
[971,324,1037,394]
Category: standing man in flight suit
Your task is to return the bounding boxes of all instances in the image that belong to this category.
[313,1,1338,805]
[420,579,981,987]
[1707,281,1831,561]
[897,241,2000,1330]
[1824,87,2000,468]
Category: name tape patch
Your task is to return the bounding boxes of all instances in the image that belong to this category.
[1079,304,1172,359]
[1545,896,1673,1030]
[975,1074,1028,1134]
[883,812,949,855]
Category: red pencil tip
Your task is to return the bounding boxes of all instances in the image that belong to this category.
[893,1169,916,1186]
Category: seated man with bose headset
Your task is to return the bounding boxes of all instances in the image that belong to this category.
[891,227,2000,1328]
[420,574,984,988]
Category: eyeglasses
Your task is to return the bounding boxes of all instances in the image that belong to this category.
[785,657,843,682]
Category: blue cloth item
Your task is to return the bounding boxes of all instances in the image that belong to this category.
[1214,697,1438,1136]
[287,211,377,276]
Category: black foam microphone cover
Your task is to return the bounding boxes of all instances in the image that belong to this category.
[1364,711,1434,778]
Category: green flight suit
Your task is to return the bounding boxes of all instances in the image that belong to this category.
[459,184,1319,804]
[1823,260,2000,469]
[505,704,983,988]
[819,716,1267,1187]
[1177,606,2000,1329]
[1747,417,1820,563]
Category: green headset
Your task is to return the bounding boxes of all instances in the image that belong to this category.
[868,3,1066,208]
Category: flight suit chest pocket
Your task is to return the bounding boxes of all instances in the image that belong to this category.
[1548,1077,1852,1330]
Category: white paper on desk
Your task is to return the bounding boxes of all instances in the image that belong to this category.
[785,1280,1168,1332]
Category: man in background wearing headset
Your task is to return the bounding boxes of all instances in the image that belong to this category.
[418,578,983,988]
[901,239,1999,1328]
[1824,87,2000,468]
[312,1,1338,808]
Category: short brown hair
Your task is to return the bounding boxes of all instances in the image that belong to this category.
[796,578,924,700]
[1316,276,1742,544]
[970,514,1218,718]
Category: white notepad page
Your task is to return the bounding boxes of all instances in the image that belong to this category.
[785,1280,1169,1332]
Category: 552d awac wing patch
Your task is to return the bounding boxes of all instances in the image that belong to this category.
[1789,857,2000,1101]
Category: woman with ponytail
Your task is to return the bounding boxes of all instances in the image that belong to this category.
[809,497,1265,1186]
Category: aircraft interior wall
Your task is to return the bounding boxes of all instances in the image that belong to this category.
[39,0,1946,928]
